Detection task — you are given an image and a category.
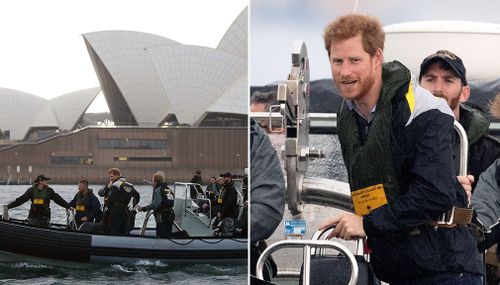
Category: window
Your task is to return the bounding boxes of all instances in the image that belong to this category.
[99,139,167,149]
[113,156,172,162]
[51,156,94,165]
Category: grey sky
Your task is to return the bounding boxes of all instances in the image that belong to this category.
[0,0,247,113]
[250,0,500,86]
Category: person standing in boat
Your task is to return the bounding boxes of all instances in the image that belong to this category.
[137,171,175,238]
[7,175,71,227]
[319,14,482,284]
[250,118,285,281]
[419,50,500,190]
[211,176,225,218]
[201,177,220,215]
[98,168,140,235]
[190,169,204,198]
[215,172,239,234]
[69,179,102,227]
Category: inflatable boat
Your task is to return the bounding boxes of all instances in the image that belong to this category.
[0,182,247,263]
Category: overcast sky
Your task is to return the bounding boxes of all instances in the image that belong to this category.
[250,0,500,86]
[0,0,247,112]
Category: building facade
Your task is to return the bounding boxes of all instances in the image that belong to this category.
[0,127,246,185]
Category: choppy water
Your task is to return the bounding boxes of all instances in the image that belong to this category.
[0,185,247,285]
[269,133,348,182]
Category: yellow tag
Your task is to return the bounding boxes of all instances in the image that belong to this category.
[76,205,85,211]
[351,184,388,216]
[218,197,222,204]
[33,199,44,205]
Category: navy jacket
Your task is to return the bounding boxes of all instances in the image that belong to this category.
[341,62,483,282]
[69,190,102,224]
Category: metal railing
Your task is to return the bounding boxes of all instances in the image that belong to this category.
[139,210,182,236]
[251,112,500,134]
[173,182,212,227]
[255,239,359,285]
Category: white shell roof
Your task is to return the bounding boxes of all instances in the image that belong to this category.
[217,6,248,59]
[0,88,47,140]
[0,87,100,140]
[83,31,180,126]
[206,73,248,115]
[49,87,101,130]
[84,8,248,127]
[30,101,58,128]
[146,44,246,124]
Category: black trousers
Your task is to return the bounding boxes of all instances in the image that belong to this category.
[156,210,175,238]
[27,217,50,228]
[103,207,129,235]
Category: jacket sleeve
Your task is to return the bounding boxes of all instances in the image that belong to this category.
[7,188,32,209]
[107,186,119,204]
[363,110,465,235]
[131,187,140,206]
[143,188,162,212]
[250,123,285,243]
[471,159,500,228]
[97,186,108,197]
[86,195,102,221]
[221,187,237,217]
[69,194,77,208]
[49,189,71,209]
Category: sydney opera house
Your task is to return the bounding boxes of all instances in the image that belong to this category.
[0,8,247,184]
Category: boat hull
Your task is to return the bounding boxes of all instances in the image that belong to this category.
[0,220,247,263]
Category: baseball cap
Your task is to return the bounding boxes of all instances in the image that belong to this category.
[35,175,50,183]
[419,50,467,85]
[220,172,232,178]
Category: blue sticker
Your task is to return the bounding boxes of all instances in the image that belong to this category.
[284,219,307,236]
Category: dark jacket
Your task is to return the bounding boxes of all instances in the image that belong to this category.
[339,61,482,283]
[99,177,140,210]
[143,182,174,213]
[221,180,238,219]
[250,119,285,243]
[206,183,220,195]
[191,174,202,185]
[98,177,140,234]
[457,104,500,189]
[471,158,500,228]
[205,184,219,206]
[8,185,70,220]
[69,189,102,225]
[190,175,203,199]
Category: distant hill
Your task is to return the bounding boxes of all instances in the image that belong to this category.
[251,78,500,121]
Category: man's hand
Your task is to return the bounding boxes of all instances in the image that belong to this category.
[319,213,366,240]
[81,216,88,222]
[457,175,474,204]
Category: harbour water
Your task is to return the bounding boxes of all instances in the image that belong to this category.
[0,184,247,285]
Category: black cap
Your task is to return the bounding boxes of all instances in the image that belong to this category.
[35,175,50,183]
[419,50,467,86]
[195,169,201,174]
[220,172,232,178]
